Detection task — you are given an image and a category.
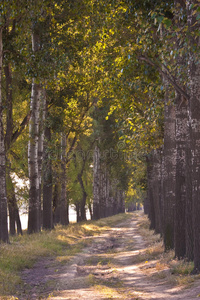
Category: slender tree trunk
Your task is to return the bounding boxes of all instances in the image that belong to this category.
[185,118,193,261]
[151,149,162,234]
[78,174,87,221]
[38,89,45,229]
[93,145,100,219]
[0,25,9,242]
[28,78,40,233]
[174,94,187,259]
[15,206,22,235]
[28,27,41,233]
[163,97,176,251]
[60,133,69,225]
[43,106,53,230]
[53,180,61,225]
[75,202,81,223]
[4,64,13,151]
[88,202,93,220]
[146,154,156,230]
[7,172,16,235]
[187,0,200,272]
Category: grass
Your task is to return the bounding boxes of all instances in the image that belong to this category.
[137,212,200,288]
[0,212,131,298]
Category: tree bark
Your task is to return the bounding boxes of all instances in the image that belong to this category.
[28,28,41,233]
[38,89,45,229]
[163,97,176,251]
[60,133,69,225]
[78,174,87,221]
[186,0,200,272]
[43,119,53,230]
[93,144,101,219]
[0,24,9,242]
[174,95,187,259]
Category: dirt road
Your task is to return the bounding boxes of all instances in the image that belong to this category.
[19,212,200,299]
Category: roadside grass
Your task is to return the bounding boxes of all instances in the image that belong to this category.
[137,212,200,287]
[0,212,130,298]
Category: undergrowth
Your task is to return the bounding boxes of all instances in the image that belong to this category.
[137,212,200,288]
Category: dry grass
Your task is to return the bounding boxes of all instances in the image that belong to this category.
[136,212,200,288]
[0,213,131,298]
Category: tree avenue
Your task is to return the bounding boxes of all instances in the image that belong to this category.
[0,0,200,273]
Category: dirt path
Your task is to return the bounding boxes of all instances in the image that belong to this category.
[19,212,200,299]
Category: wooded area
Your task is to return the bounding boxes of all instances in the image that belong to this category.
[0,0,200,274]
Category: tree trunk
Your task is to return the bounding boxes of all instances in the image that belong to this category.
[43,118,53,230]
[151,149,162,234]
[4,64,13,151]
[93,145,100,219]
[15,207,22,235]
[187,0,200,272]
[60,133,69,225]
[163,97,176,251]
[78,174,87,221]
[38,89,45,229]
[75,202,81,223]
[185,118,193,261]
[28,27,41,233]
[174,94,187,259]
[0,24,9,242]
[53,180,61,225]
[146,154,156,230]
[28,78,40,233]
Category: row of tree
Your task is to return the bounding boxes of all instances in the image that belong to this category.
[0,0,200,273]
[144,0,200,273]
[0,0,132,243]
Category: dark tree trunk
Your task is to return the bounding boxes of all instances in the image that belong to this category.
[53,181,61,225]
[152,149,162,234]
[15,207,22,235]
[0,24,9,243]
[28,28,41,234]
[146,154,156,230]
[43,124,53,230]
[78,174,87,221]
[187,0,200,272]
[88,202,93,220]
[163,97,176,251]
[174,95,187,259]
[185,120,193,261]
[60,133,69,225]
[93,145,100,220]
[75,203,81,223]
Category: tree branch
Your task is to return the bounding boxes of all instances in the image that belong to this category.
[10,111,32,147]
[138,55,190,100]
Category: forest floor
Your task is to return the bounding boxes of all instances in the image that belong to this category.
[16,211,200,300]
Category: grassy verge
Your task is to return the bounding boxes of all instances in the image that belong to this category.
[137,212,200,287]
[0,213,131,298]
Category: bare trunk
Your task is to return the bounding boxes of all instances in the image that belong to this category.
[53,180,61,225]
[60,133,69,225]
[93,145,100,219]
[152,149,162,234]
[174,95,187,259]
[43,112,53,230]
[28,28,41,233]
[186,0,200,272]
[185,118,193,260]
[146,154,156,230]
[0,25,9,242]
[38,89,45,229]
[78,174,87,221]
[163,98,176,251]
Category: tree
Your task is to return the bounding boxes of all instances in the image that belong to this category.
[0,21,9,242]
